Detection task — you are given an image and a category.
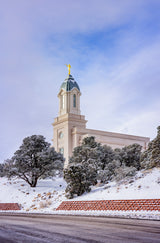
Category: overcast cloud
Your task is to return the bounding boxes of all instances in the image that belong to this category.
[0,0,160,162]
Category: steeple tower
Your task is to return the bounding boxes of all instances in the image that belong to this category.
[58,74,81,116]
[52,66,87,167]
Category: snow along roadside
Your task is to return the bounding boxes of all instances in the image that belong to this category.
[0,210,160,220]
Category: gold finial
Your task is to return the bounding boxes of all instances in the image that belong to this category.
[65,64,71,75]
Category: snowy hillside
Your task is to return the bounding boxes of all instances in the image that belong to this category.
[0,168,160,213]
[74,168,160,201]
[0,177,67,212]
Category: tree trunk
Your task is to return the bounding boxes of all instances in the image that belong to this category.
[31,177,38,187]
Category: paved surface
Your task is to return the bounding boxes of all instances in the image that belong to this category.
[0,214,160,243]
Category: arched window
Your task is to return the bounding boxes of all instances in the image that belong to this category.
[73,94,76,108]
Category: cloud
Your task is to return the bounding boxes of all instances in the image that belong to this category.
[1,0,158,39]
[0,0,160,162]
[81,38,160,138]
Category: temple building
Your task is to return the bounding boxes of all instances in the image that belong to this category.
[52,66,150,168]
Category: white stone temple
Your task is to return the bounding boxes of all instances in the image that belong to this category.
[52,67,150,168]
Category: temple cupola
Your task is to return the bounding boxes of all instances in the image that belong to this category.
[58,65,81,116]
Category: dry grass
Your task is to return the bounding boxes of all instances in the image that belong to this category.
[39,199,52,209]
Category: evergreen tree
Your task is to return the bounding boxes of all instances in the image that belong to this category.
[97,145,117,183]
[114,165,137,181]
[64,163,95,199]
[120,143,142,170]
[141,126,160,169]
[0,163,4,177]
[64,137,144,198]
[4,135,64,187]
[113,144,142,180]
[64,137,100,198]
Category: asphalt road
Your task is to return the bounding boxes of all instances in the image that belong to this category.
[0,214,159,243]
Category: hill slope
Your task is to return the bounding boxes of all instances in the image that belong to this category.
[0,168,159,218]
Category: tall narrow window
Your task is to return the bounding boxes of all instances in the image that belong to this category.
[61,95,65,109]
[62,95,65,109]
[73,94,76,107]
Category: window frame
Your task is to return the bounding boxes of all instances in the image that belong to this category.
[73,94,76,108]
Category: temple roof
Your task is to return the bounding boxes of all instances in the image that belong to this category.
[60,74,80,92]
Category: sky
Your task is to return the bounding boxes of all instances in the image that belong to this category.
[0,0,160,162]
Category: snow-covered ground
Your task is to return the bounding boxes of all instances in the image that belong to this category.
[0,176,67,211]
[0,168,160,219]
[74,168,160,201]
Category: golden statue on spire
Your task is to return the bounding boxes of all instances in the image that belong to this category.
[65,64,71,75]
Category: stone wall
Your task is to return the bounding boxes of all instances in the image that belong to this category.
[0,203,20,210]
[57,199,160,211]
